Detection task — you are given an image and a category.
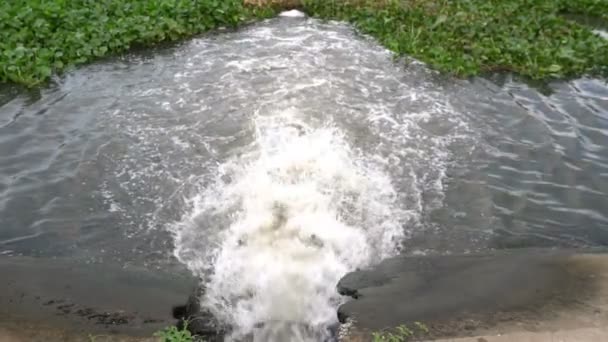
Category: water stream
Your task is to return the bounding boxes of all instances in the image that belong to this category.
[1,14,607,341]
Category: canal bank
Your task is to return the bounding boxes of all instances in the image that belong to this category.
[0,256,196,341]
[338,249,608,341]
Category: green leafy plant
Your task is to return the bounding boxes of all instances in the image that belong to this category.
[372,322,429,342]
[2,0,608,86]
[301,0,608,80]
[0,0,251,86]
[154,322,195,342]
[563,0,608,21]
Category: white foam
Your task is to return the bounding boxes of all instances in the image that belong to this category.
[104,17,476,341]
[593,29,608,40]
[172,109,409,340]
[279,10,306,18]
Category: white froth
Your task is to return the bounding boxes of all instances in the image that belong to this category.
[149,17,476,342]
[593,29,608,40]
[172,109,409,340]
[279,10,306,18]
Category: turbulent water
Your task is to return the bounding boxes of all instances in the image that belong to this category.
[167,15,472,340]
[1,12,608,342]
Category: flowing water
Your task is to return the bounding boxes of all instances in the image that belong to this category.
[1,14,608,341]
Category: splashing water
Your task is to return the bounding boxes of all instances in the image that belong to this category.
[172,108,412,340]
[164,15,473,342]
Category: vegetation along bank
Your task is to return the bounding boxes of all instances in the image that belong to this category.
[1,0,607,84]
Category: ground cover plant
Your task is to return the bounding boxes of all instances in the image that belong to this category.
[1,0,608,86]
[0,0,257,86]
[303,0,608,79]
[154,324,196,342]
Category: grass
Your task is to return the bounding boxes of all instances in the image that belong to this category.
[154,322,196,342]
[1,0,608,86]
[372,322,430,342]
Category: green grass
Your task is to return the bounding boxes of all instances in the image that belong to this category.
[154,323,196,342]
[1,0,608,86]
[302,0,608,80]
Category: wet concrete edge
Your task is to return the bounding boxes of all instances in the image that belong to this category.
[0,256,197,340]
[336,248,608,340]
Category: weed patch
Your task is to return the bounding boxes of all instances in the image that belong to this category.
[154,322,196,342]
[0,0,251,86]
[2,0,608,86]
[302,0,608,79]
